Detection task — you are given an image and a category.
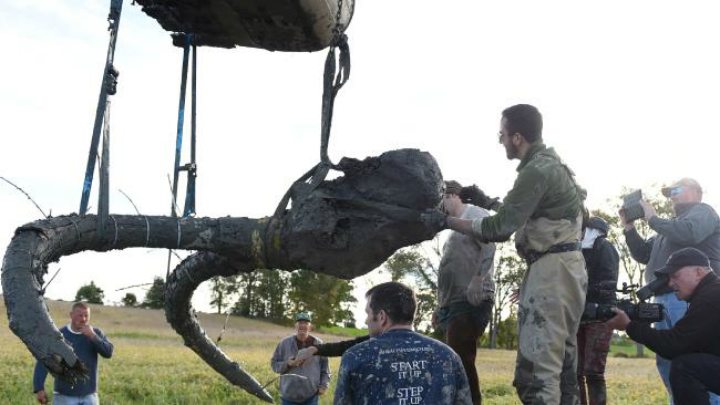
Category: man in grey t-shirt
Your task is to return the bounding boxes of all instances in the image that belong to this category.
[434,180,496,405]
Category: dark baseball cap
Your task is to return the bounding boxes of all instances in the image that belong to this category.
[655,247,710,277]
[585,217,609,235]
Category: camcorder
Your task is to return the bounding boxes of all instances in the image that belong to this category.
[636,275,673,300]
[582,281,665,323]
[620,189,645,222]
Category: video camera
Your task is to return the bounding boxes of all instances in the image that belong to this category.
[620,189,645,222]
[636,275,673,300]
[582,282,665,323]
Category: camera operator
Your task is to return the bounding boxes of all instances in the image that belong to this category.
[620,178,720,404]
[606,248,720,405]
[577,217,619,405]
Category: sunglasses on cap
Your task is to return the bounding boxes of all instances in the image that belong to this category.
[669,186,684,197]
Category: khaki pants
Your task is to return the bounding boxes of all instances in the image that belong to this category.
[513,251,587,405]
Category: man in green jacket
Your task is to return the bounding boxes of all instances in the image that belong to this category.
[423,104,587,404]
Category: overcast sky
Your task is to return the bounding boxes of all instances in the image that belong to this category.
[2,1,720,323]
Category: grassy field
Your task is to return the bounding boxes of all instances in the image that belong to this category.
[0,299,668,404]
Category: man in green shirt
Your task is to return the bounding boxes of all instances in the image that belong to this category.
[423,104,587,404]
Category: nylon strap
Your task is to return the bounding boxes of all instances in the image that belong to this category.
[274,35,351,217]
[79,0,123,215]
[182,41,198,218]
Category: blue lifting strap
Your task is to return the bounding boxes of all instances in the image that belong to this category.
[169,34,198,219]
[79,0,123,216]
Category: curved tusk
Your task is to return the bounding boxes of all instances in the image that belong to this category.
[1,214,266,393]
[164,251,273,402]
[3,227,89,384]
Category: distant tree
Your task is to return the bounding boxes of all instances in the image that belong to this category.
[75,281,104,304]
[209,275,239,314]
[233,272,259,317]
[383,248,431,290]
[414,290,437,335]
[287,269,357,327]
[489,242,524,349]
[232,269,289,321]
[142,277,165,309]
[384,245,438,290]
[495,314,519,349]
[382,239,440,333]
[255,270,289,321]
[121,293,137,307]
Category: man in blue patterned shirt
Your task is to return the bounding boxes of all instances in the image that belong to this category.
[333,281,471,405]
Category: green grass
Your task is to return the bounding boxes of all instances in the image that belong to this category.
[315,324,368,337]
[0,299,668,404]
[610,336,655,358]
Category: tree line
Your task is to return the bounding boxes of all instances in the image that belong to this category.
[74,270,357,328]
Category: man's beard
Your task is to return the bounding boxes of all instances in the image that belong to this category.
[505,143,519,159]
[368,314,381,337]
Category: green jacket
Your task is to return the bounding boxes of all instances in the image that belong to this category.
[476,142,585,243]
